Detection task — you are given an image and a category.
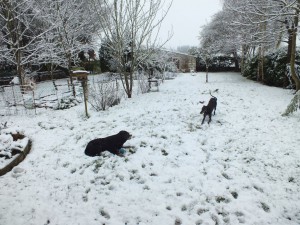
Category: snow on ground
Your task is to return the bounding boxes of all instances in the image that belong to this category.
[0,72,299,225]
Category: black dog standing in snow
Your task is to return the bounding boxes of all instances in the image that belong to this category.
[85,131,132,157]
[200,94,217,124]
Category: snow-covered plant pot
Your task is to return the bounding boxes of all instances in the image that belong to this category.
[0,127,31,176]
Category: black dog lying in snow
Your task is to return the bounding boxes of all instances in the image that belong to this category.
[85,131,132,157]
[200,94,217,124]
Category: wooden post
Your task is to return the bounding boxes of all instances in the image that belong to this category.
[71,70,89,117]
[82,79,88,117]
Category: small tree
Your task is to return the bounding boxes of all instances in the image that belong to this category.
[91,0,173,98]
[197,29,214,82]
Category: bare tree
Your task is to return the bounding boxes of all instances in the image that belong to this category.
[0,0,102,94]
[198,48,214,83]
[0,0,50,85]
[90,0,173,98]
[199,19,223,82]
[45,0,99,96]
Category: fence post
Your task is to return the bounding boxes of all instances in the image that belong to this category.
[82,79,88,117]
[71,70,89,117]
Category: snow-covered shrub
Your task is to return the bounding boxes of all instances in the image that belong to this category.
[0,127,26,160]
[243,47,300,88]
[164,72,177,80]
[0,133,14,159]
[264,48,291,87]
[286,64,300,88]
[54,96,80,110]
[88,79,122,111]
[9,76,20,85]
[282,90,300,116]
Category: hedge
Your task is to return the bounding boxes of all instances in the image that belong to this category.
[243,47,300,88]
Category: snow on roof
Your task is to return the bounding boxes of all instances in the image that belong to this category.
[71,70,89,74]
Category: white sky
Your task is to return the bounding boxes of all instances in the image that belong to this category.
[160,0,222,49]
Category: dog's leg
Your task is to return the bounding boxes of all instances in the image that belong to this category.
[201,114,206,124]
[208,113,212,124]
[214,102,217,115]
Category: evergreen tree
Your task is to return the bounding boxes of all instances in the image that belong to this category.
[282,91,300,116]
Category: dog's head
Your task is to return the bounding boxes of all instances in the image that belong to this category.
[200,106,207,114]
[210,97,217,103]
[118,130,132,140]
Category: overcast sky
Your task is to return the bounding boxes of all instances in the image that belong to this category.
[160,0,222,49]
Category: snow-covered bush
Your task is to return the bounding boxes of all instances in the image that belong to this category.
[164,72,177,80]
[0,133,14,159]
[243,47,300,88]
[88,79,122,111]
[286,64,300,89]
[282,90,300,116]
[54,97,80,110]
[9,77,20,85]
[0,127,27,160]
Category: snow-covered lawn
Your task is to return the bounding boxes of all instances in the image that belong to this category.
[0,72,299,225]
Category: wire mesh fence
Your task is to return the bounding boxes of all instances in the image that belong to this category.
[0,79,83,116]
[0,72,176,116]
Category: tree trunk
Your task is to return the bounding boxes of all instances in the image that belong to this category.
[257,44,265,82]
[125,72,131,98]
[290,3,300,92]
[16,49,25,86]
[69,71,76,97]
[233,51,239,72]
[120,72,132,98]
[48,63,58,91]
[257,18,267,82]
[67,54,76,97]
[287,30,293,64]
[129,71,133,98]
[5,0,25,86]
[206,64,208,83]
[241,45,245,75]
